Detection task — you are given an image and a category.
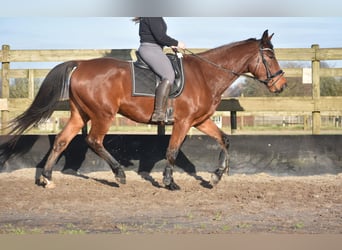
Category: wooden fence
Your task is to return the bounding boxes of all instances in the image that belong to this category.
[1,44,342,135]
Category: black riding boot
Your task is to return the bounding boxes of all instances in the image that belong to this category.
[151,79,171,122]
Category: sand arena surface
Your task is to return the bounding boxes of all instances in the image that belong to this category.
[0,169,341,234]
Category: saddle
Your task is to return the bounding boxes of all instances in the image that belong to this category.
[131,51,185,98]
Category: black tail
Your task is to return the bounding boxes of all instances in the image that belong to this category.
[0,61,78,167]
[6,60,78,136]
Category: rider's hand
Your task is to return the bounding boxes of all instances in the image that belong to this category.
[177,41,186,50]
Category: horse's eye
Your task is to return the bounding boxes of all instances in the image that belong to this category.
[266,53,275,59]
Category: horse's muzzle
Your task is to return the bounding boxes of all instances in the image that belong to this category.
[274,82,287,93]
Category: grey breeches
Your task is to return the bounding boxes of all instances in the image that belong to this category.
[138,42,175,84]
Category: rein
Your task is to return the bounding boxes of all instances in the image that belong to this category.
[183,48,283,86]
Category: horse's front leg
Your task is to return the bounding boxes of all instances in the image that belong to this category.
[163,147,180,190]
[195,119,230,185]
[211,136,230,185]
[163,122,191,190]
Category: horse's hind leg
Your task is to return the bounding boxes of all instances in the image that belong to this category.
[85,119,126,184]
[38,113,86,188]
[195,119,230,185]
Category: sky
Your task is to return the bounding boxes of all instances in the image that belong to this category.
[2,17,342,50]
[1,1,342,68]
[1,0,342,17]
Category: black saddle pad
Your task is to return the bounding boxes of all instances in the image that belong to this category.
[131,53,185,98]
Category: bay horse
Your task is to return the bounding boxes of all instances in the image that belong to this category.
[3,30,286,190]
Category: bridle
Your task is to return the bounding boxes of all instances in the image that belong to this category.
[183,46,284,89]
[258,47,284,89]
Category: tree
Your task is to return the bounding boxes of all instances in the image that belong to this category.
[320,61,342,96]
[10,78,42,98]
[10,78,28,98]
[320,76,342,96]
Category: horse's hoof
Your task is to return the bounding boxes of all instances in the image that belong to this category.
[114,168,126,184]
[163,176,171,186]
[210,173,220,185]
[166,182,180,191]
[116,176,126,185]
[163,177,180,191]
[38,176,56,189]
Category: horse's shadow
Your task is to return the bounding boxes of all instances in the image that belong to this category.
[0,134,212,189]
[100,135,213,189]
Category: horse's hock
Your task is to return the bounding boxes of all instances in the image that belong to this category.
[1,134,341,176]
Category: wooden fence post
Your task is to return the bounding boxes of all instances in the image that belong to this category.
[28,69,35,99]
[311,44,321,135]
[157,124,165,135]
[1,45,10,133]
[230,111,237,134]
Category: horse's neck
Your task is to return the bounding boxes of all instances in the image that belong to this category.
[205,42,256,72]
[199,42,256,94]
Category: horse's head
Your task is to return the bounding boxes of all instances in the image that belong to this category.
[250,30,287,93]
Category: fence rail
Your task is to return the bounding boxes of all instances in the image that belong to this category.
[1,44,342,134]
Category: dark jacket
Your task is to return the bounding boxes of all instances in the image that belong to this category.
[139,17,178,47]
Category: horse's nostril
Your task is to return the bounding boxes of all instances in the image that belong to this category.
[278,83,287,93]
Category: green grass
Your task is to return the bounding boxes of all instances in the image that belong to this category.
[59,223,86,235]
[1,224,43,234]
[294,222,305,230]
[213,211,223,221]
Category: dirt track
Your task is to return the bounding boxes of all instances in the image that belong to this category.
[0,169,341,234]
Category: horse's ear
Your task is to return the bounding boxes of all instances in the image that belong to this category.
[261,29,274,43]
[269,32,274,40]
[262,30,269,41]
